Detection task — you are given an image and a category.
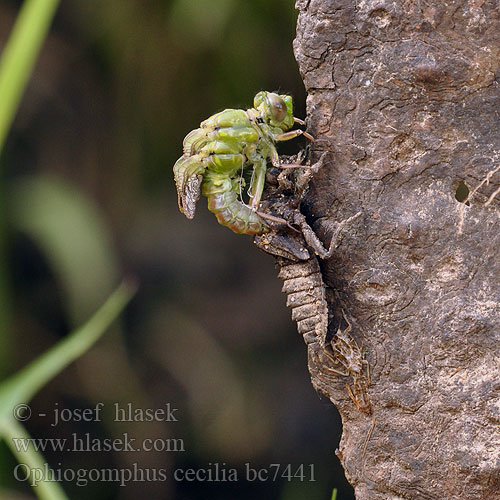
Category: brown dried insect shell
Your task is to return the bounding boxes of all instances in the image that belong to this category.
[277,256,329,347]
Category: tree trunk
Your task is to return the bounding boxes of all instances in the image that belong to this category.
[293,1,500,498]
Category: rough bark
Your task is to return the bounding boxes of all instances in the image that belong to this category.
[293,1,500,499]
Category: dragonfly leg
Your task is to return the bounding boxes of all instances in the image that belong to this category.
[248,158,267,210]
[275,129,314,142]
[255,211,301,233]
[269,145,312,170]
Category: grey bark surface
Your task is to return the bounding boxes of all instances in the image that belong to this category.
[293,1,500,498]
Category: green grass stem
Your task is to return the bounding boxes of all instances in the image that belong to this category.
[0,0,61,153]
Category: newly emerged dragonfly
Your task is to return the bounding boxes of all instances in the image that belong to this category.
[173,91,313,234]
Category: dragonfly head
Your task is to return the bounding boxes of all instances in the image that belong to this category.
[253,91,294,131]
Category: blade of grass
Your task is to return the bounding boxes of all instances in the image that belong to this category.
[0,0,62,490]
[0,281,135,499]
[0,0,61,375]
[0,0,60,153]
[9,175,121,326]
[2,418,68,500]
[0,280,136,422]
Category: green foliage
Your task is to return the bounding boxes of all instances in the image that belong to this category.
[9,175,120,324]
[0,0,60,152]
[0,1,135,498]
[0,282,135,500]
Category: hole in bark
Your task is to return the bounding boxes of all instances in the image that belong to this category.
[455,181,470,206]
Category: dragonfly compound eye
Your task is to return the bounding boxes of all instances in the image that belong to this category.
[268,93,287,122]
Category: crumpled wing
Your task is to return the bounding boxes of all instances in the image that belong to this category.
[173,155,205,219]
[181,174,203,219]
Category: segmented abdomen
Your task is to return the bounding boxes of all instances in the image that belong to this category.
[276,257,328,346]
[203,176,267,235]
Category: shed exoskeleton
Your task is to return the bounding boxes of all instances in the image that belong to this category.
[173,91,313,234]
[253,159,370,413]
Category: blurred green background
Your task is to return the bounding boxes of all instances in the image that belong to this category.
[0,0,354,498]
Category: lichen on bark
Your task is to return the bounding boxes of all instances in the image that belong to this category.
[293,1,500,498]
